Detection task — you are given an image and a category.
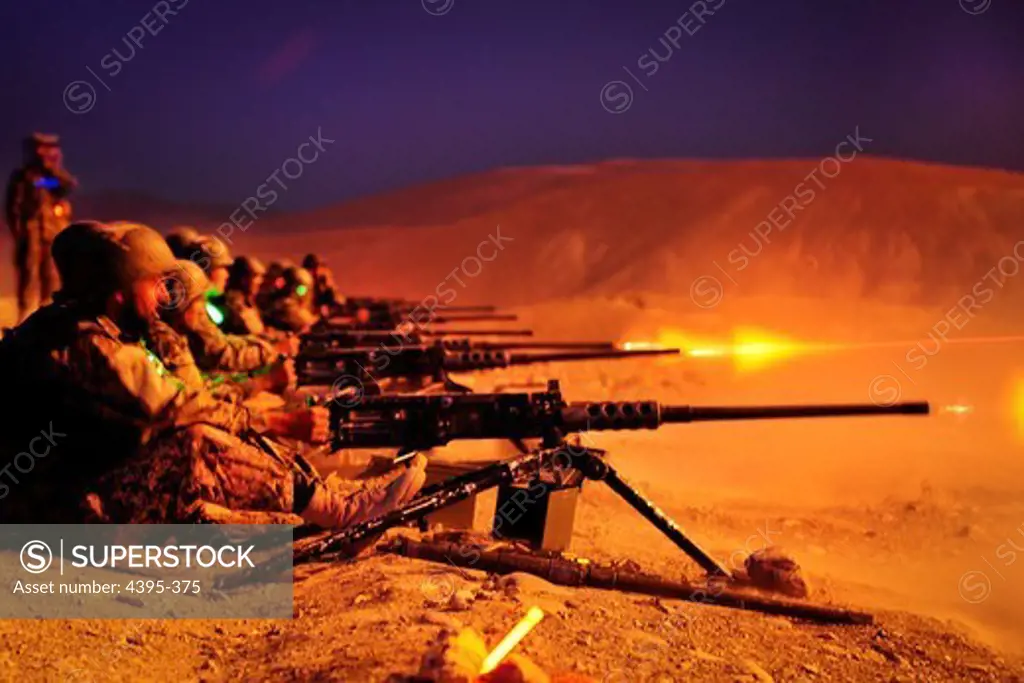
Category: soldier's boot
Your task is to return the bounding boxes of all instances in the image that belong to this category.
[301,455,427,530]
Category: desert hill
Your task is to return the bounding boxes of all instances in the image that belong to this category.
[4,157,1022,312]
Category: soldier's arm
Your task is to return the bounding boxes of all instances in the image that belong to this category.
[187,313,277,373]
[280,299,318,333]
[82,334,254,437]
[146,319,261,402]
[51,167,78,198]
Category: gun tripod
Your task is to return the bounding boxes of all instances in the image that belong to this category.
[297,439,872,624]
[304,440,730,578]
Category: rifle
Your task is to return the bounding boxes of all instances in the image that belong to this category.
[296,344,679,389]
[308,379,928,595]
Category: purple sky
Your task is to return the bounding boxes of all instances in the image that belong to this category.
[1,0,1021,211]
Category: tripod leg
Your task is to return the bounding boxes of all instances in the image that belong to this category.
[596,458,732,579]
[300,451,542,560]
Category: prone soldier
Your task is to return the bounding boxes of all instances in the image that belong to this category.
[4,133,77,322]
[0,221,426,526]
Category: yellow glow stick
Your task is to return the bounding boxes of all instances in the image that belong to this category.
[479,606,545,674]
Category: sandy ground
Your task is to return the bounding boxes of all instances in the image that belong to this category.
[1,291,1023,681]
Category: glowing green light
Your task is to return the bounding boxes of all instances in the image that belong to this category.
[296,285,309,297]
[206,301,225,326]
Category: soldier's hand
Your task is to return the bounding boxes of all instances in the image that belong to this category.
[268,358,297,392]
[289,407,330,444]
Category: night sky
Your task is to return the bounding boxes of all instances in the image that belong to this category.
[1,0,1021,211]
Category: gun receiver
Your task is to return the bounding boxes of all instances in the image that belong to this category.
[330,379,930,450]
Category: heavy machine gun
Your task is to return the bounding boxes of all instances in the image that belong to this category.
[316,380,929,585]
[296,344,679,391]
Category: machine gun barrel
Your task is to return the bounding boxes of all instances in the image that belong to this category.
[660,402,930,422]
[300,333,615,353]
[330,380,930,450]
[506,347,677,365]
[422,328,534,337]
[429,314,518,323]
[437,339,617,352]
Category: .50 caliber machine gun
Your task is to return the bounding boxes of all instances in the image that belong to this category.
[311,380,930,614]
[296,343,679,392]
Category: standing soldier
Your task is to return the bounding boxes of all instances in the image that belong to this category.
[4,133,77,322]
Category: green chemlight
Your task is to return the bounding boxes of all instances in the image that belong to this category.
[296,285,309,297]
[206,301,225,326]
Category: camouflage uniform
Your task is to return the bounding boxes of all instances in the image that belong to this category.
[215,289,268,336]
[4,134,77,322]
[143,318,255,403]
[0,299,295,524]
[266,296,318,332]
[177,307,278,373]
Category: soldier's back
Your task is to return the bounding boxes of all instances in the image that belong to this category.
[0,302,147,521]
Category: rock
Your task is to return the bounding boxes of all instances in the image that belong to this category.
[125,635,144,647]
[497,572,570,597]
[743,547,809,598]
[817,632,838,642]
[801,663,820,675]
[447,590,475,612]
[741,659,775,682]
[353,593,372,606]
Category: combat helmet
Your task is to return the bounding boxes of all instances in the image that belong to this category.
[230,255,267,279]
[301,253,321,271]
[282,266,314,297]
[164,260,214,313]
[52,221,176,298]
[165,226,201,259]
[193,235,233,273]
[23,132,60,161]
